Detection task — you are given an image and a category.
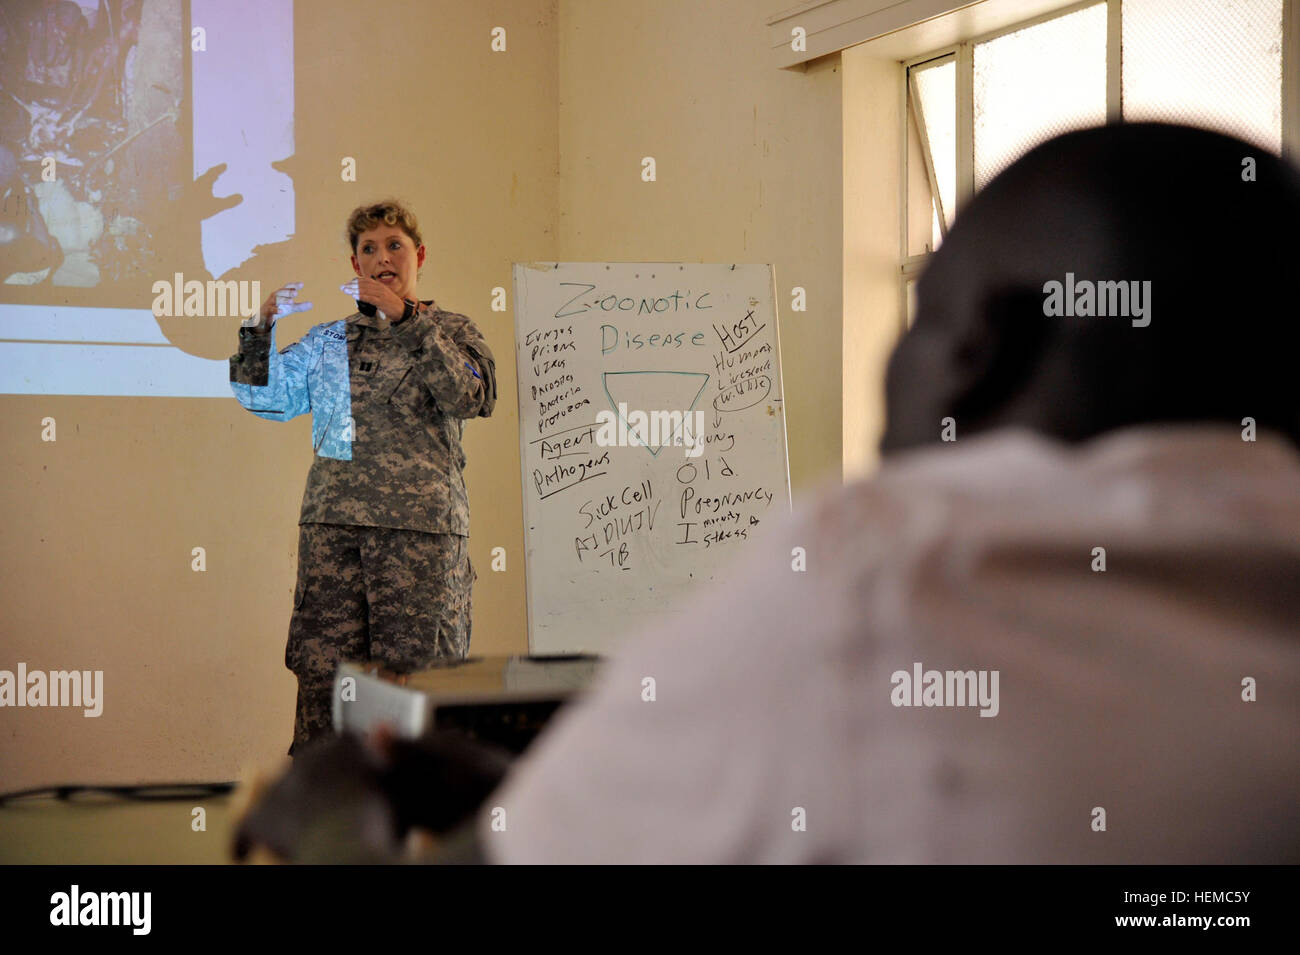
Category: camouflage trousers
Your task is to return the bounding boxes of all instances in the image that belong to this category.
[286,522,475,756]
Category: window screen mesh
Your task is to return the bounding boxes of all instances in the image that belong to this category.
[974,3,1108,190]
[1122,0,1283,154]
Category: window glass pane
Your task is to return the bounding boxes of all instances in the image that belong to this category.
[914,59,956,228]
[1123,0,1282,154]
[973,3,1108,190]
[906,96,937,256]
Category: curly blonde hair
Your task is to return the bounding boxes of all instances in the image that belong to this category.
[345,199,423,254]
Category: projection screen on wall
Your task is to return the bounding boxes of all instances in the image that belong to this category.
[0,0,293,397]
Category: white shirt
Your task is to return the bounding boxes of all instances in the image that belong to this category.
[480,425,1300,863]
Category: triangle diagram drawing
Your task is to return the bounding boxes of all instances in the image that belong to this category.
[601,371,710,457]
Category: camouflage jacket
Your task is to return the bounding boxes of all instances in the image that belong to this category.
[229,301,496,535]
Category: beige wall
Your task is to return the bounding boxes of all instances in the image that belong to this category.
[843,43,906,478]
[1,0,887,791]
[557,0,844,493]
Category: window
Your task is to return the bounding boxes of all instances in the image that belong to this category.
[973,3,1108,190]
[902,0,1289,304]
[1123,0,1284,152]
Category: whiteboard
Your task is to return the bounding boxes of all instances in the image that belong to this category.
[512,263,791,655]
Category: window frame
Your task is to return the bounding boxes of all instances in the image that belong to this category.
[898,0,1299,333]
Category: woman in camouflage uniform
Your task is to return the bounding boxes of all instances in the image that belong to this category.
[230,199,496,755]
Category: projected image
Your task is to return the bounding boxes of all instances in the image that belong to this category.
[0,0,295,397]
[1,0,177,290]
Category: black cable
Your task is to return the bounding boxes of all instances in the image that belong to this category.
[0,782,237,805]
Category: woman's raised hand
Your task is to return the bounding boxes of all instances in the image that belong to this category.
[341,276,406,321]
[248,282,313,332]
